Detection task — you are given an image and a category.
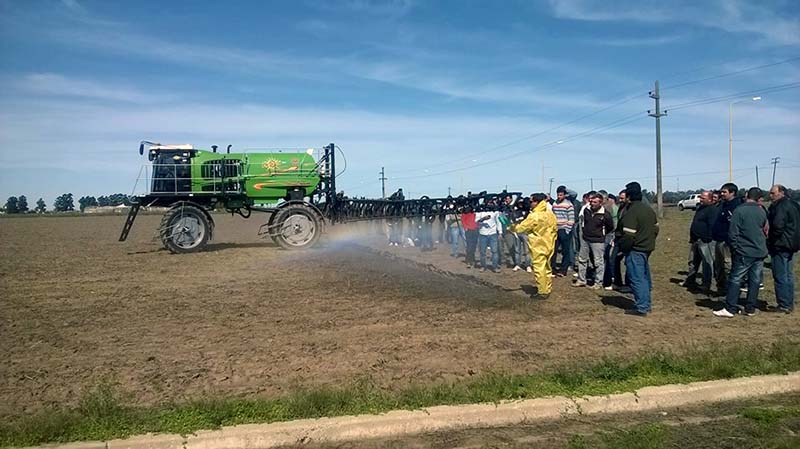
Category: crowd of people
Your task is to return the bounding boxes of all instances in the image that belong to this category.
[683,183,799,317]
[383,181,799,318]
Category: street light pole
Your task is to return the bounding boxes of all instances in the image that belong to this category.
[728,96,761,182]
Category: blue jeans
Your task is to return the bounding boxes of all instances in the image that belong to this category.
[517,233,531,268]
[552,228,573,274]
[724,254,764,314]
[771,251,795,311]
[478,233,499,270]
[625,250,652,314]
[448,227,462,256]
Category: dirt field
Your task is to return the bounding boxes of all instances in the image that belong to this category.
[0,210,797,420]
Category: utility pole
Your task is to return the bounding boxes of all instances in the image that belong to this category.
[649,80,666,218]
[379,167,387,199]
[677,177,680,192]
[541,160,545,192]
[771,157,780,186]
[755,166,760,189]
[590,178,594,190]
[448,186,452,196]
[548,177,554,196]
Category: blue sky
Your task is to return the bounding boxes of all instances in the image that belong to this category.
[1,0,798,204]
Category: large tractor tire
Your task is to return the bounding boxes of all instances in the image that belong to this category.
[272,204,322,250]
[160,204,212,254]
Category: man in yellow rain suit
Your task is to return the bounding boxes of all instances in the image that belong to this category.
[512,193,558,298]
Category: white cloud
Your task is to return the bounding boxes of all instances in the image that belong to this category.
[585,34,686,47]
[547,0,800,46]
[11,73,175,104]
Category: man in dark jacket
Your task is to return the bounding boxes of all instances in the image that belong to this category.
[712,183,744,294]
[617,182,659,316]
[767,184,800,313]
[574,193,614,289]
[714,187,768,317]
[684,191,717,290]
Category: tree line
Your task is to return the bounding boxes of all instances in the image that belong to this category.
[2,193,133,214]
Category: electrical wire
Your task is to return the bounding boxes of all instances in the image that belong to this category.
[390,111,649,181]
[661,56,800,91]
[663,82,800,111]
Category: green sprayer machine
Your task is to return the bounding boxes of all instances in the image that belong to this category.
[119,141,519,253]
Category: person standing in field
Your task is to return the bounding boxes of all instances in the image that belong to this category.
[512,193,557,299]
[712,183,743,294]
[683,191,717,292]
[766,184,800,314]
[602,193,619,289]
[476,206,502,272]
[461,205,479,268]
[551,185,575,277]
[714,187,768,317]
[574,193,614,289]
[513,198,533,273]
[617,182,659,316]
[445,203,463,257]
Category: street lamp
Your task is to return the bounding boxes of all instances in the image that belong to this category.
[729,96,762,182]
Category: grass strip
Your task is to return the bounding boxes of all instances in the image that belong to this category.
[2,340,800,447]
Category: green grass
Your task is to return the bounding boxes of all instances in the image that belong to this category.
[2,341,800,447]
[567,423,670,449]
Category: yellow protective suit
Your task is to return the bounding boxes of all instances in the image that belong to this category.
[513,200,557,295]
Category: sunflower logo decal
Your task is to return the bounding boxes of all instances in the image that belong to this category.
[262,159,282,171]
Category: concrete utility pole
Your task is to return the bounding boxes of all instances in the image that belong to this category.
[541,160,545,192]
[755,166,760,189]
[448,186,452,196]
[649,81,666,219]
[590,178,594,190]
[548,177,555,196]
[379,167,387,199]
[771,157,780,186]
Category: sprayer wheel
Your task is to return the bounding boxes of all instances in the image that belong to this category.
[160,204,211,254]
[272,204,322,250]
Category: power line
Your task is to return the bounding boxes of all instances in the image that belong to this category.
[664,82,800,111]
[390,111,648,181]
[661,56,800,91]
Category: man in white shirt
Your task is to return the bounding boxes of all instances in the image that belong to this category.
[476,207,502,272]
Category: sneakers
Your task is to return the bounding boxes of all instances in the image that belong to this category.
[513,265,521,272]
[573,272,579,278]
[572,280,587,287]
[767,306,793,314]
[744,309,757,317]
[526,267,532,273]
[604,285,614,291]
[713,308,736,318]
[589,284,602,290]
[624,309,648,317]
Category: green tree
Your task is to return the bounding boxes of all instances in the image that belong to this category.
[17,195,29,213]
[54,193,75,212]
[78,196,98,212]
[4,196,19,214]
[97,195,109,207]
[35,198,47,213]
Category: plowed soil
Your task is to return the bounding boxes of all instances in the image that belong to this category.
[0,210,797,419]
